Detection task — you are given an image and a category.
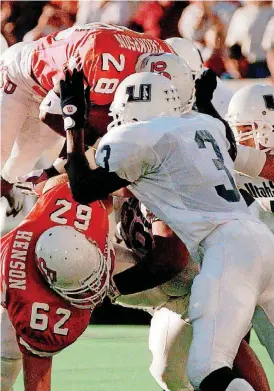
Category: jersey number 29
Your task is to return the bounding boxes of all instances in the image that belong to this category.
[50,200,92,231]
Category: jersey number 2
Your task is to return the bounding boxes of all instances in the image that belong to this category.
[30,302,71,336]
[195,130,240,202]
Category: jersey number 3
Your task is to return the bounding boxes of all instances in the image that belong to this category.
[195,130,240,202]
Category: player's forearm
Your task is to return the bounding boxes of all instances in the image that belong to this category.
[23,355,52,391]
[234,144,273,179]
[197,100,237,161]
[113,256,181,295]
[65,135,130,204]
[114,223,188,295]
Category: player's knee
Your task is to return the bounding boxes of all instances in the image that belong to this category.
[1,339,21,361]
[1,356,22,391]
[189,366,255,391]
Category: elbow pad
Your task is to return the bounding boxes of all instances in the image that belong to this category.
[235,145,266,177]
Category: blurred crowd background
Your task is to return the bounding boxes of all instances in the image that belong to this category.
[1,0,274,82]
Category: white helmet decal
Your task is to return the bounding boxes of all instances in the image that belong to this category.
[135,52,194,114]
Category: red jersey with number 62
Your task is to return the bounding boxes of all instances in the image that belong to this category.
[31,23,173,103]
[0,182,111,356]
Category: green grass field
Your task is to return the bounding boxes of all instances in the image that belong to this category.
[14,325,273,391]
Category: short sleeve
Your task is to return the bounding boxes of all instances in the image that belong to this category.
[95,125,157,183]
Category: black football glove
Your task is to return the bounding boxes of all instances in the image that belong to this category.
[195,68,217,106]
[60,68,87,131]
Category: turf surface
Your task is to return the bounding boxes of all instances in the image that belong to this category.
[14,325,273,391]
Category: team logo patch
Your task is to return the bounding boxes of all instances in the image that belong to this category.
[37,257,57,285]
[126,84,151,102]
[63,104,77,115]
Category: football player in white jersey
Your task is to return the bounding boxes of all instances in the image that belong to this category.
[114,197,271,391]
[164,37,274,184]
[62,69,274,391]
[227,84,274,213]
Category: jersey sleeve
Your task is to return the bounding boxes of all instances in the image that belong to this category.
[95,125,157,182]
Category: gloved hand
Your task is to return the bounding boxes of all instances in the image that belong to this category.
[195,68,217,106]
[60,68,87,131]
[15,169,50,195]
[1,176,23,217]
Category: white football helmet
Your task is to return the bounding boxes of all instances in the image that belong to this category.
[165,37,204,80]
[135,52,194,114]
[226,84,274,151]
[35,226,110,309]
[108,72,182,129]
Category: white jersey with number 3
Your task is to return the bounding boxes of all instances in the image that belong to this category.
[96,113,257,257]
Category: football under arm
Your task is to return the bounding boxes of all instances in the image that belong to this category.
[23,355,52,391]
[113,221,190,295]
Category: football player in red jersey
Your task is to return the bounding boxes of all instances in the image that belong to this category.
[0,23,173,214]
[0,174,114,391]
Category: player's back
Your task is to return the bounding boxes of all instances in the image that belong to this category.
[97,113,257,256]
[31,23,172,102]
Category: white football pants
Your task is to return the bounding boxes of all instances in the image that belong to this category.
[149,297,193,391]
[187,220,274,389]
[0,306,22,391]
[0,42,61,183]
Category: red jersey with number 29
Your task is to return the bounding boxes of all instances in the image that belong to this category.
[0,182,111,357]
[31,23,173,103]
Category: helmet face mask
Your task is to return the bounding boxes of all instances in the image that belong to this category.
[35,226,110,310]
[108,72,182,130]
[229,120,273,150]
[226,84,274,151]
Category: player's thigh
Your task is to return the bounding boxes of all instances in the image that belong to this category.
[1,306,22,391]
[187,224,259,388]
[2,108,61,181]
[0,306,21,359]
[149,298,192,389]
[0,87,30,166]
